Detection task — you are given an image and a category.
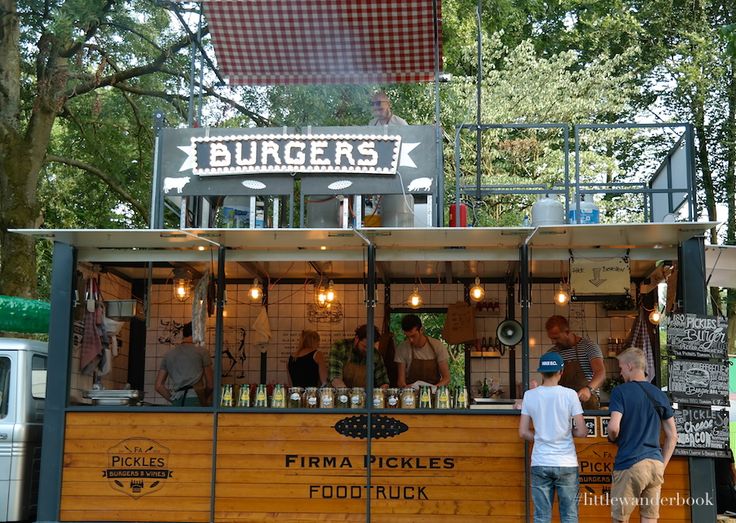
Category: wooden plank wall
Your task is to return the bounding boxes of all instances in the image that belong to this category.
[215,413,527,523]
[58,412,693,522]
[60,413,213,522]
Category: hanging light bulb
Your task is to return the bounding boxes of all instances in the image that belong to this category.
[172,268,192,302]
[554,284,570,306]
[316,284,328,306]
[248,278,263,301]
[649,308,662,325]
[408,286,423,308]
[326,280,336,303]
[469,277,485,302]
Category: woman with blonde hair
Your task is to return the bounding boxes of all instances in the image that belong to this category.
[287,330,327,387]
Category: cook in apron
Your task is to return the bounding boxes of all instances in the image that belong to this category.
[557,345,600,410]
[342,359,367,388]
[406,341,441,385]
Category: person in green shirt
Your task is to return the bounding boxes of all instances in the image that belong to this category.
[328,324,389,389]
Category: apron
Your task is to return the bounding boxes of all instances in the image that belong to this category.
[343,360,367,388]
[406,339,440,385]
[557,344,600,410]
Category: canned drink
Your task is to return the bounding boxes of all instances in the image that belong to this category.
[237,384,250,407]
[304,387,319,408]
[455,387,468,409]
[418,386,432,409]
[386,388,400,408]
[372,388,385,408]
[350,387,365,408]
[319,387,335,408]
[400,387,416,409]
[271,384,286,408]
[287,387,303,408]
[254,384,268,408]
[221,384,233,407]
[436,386,451,409]
[335,387,350,408]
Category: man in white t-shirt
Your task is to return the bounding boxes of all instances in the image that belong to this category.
[519,352,587,523]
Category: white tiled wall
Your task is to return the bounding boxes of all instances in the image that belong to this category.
[135,280,636,404]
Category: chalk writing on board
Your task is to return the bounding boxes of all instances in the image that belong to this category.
[673,407,730,458]
[667,313,728,359]
[668,360,728,406]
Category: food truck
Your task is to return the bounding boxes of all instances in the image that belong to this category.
[12,1,729,522]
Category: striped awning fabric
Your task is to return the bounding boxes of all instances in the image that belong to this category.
[203,0,442,85]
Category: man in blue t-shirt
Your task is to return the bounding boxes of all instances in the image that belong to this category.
[607,347,677,523]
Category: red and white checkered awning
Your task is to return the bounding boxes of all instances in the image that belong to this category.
[203,0,442,85]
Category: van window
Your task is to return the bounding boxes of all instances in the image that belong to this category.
[0,357,9,418]
[32,355,47,400]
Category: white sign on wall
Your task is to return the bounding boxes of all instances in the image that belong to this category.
[570,258,630,295]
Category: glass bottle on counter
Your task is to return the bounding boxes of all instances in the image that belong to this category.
[271,384,286,408]
[237,384,250,407]
[335,387,350,408]
[372,388,385,408]
[418,386,432,408]
[455,387,468,409]
[350,387,366,408]
[304,387,319,408]
[221,384,233,407]
[319,387,335,408]
[436,386,450,409]
[287,387,303,408]
[400,387,416,408]
[481,378,490,398]
[254,384,268,407]
[386,388,400,408]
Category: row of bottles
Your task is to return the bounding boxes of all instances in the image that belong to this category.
[219,384,470,409]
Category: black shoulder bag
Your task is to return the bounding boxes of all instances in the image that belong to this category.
[634,381,668,420]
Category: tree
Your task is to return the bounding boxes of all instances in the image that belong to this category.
[0,1,265,299]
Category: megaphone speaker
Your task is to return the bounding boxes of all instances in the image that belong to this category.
[496,319,523,346]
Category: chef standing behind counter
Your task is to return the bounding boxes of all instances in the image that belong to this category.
[395,314,451,388]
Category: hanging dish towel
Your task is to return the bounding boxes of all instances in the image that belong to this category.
[80,278,103,375]
[252,306,272,350]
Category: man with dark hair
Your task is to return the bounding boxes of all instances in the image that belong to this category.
[545,314,605,409]
[395,314,450,387]
[328,324,389,388]
[155,322,213,406]
[607,347,676,523]
[519,352,587,523]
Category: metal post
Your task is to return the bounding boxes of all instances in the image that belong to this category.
[36,242,76,523]
[365,242,377,522]
[679,236,716,522]
[150,110,166,229]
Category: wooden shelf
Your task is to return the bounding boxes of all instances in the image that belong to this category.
[470,351,502,358]
[605,310,637,318]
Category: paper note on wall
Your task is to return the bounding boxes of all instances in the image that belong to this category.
[570,258,630,295]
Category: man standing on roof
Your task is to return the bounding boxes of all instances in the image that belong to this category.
[369,91,408,126]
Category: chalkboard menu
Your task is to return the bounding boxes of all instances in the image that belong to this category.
[673,407,730,458]
[668,360,729,406]
[667,313,728,359]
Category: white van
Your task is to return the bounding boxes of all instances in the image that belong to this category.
[0,338,47,522]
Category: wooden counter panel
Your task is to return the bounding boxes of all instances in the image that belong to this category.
[60,412,213,522]
[215,413,526,521]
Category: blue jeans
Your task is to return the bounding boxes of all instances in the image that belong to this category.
[531,466,579,523]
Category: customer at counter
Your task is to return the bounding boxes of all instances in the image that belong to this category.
[155,322,213,406]
[545,315,605,409]
[395,314,451,388]
[287,329,327,387]
[607,347,676,523]
[369,90,408,126]
[519,352,587,523]
[328,324,389,389]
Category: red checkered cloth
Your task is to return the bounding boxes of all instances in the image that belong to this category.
[203,0,442,85]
